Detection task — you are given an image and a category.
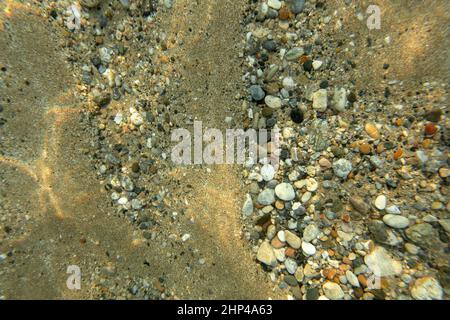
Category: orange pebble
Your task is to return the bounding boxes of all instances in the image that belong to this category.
[425,123,438,136]
[359,142,371,155]
[393,149,403,160]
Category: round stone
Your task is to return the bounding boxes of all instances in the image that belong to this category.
[322,282,344,300]
[265,95,282,109]
[250,85,265,101]
[333,159,353,179]
[275,183,296,201]
[130,113,144,126]
[261,164,275,181]
[301,242,316,256]
[257,189,276,205]
[374,195,387,210]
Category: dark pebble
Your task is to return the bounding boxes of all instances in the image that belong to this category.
[319,80,329,89]
[425,109,442,123]
[290,108,304,124]
[306,288,319,300]
[303,60,313,72]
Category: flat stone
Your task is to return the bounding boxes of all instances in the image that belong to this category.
[383,214,410,229]
[411,277,443,300]
[405,223,439,248]
[285,47,304,61]
[257,241,277,267]
[285,230,301,249]
[322,282,344,300]
[386,205,401,215]
[275,183,296,201]
[364,246,402,277]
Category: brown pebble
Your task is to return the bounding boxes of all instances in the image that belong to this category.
[393,149,403,160]
[359,142,371,155]
[358,274,368,288]
[271,236,285,249]
[365,123,380,140]
[279,7,292,20]
[425,123,438,136]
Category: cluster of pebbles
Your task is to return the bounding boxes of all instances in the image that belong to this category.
[240,0,448,300]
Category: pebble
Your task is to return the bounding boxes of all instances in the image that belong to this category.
[265,95,282,109]
[285,47,304,61]
[386,205,401,215]
[284,258,298,274]
[302,224,320,242]
[257,189,276,205]
[332,88,347,112]
[242,194,254,217]
[322,282,344,300]
[285,230,302,249]
[346,270,360,288]
[130,113,144,126]
[257,242,277,267]
[250,85,265,101]
[333,159,352,179]
[365,123,380,140]
[301,242,316,256]
[275,183,296,201]
[282,77,295,90]
[383,214,410,229]
[267,0,282,10]
[306,178,318,192]
[312,60,323,70]
[290,0,306,14]
[374,195,387,210]
[364,246,402,277]
[410,277,443,300]
[261,164,276,181]
[350,196,370,214]
[312,89,328,112]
